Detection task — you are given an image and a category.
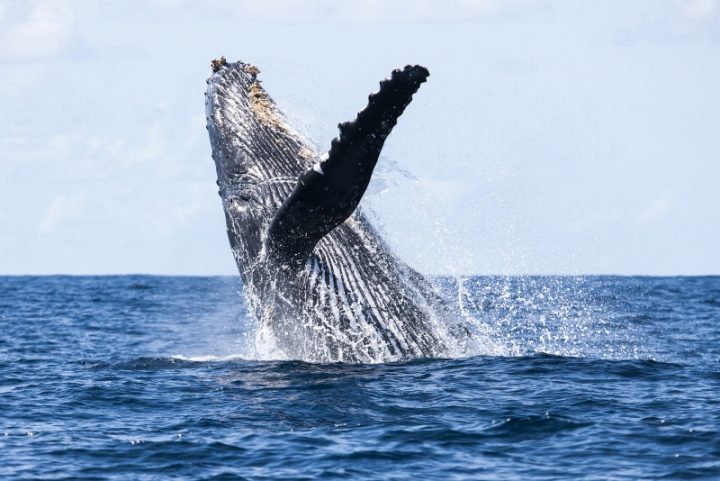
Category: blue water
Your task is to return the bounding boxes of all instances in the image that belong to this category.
[1,276,719,480]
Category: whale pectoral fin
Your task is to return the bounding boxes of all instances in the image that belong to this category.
[266,65,430,267]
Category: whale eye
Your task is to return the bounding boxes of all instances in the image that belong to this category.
[231,196,250,213]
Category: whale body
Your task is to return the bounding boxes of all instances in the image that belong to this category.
[205,58,460,363]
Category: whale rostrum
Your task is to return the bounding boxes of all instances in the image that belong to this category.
[206,58,464,363]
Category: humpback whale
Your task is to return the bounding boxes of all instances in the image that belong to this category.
[205,58,461,363]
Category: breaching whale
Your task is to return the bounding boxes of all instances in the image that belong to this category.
[205,57,461,363]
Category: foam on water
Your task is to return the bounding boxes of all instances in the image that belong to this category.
[171,354,255,363]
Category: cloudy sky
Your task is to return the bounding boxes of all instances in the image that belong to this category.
[1,0,718,275]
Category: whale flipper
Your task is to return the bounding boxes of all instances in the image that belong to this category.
[267,65,429,267]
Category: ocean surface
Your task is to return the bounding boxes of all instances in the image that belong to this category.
[1,275,718,480]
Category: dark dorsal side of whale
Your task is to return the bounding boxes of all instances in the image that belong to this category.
[266,66,429,268]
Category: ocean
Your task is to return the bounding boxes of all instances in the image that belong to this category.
[1,275,718,480]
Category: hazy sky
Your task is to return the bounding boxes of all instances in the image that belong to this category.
[1,0,718,275]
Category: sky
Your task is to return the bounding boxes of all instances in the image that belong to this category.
[0,0,718,276]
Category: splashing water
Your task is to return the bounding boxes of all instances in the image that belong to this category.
[192,274,652,364]
[449,275,651,359]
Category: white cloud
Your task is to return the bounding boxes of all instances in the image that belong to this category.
[127,124,165,164]
[200,0,540,22]
[0,63,47,96]
[0,0,73,60]
[678,0,717,18]
[38,194,86,233]
[634,197,672,225]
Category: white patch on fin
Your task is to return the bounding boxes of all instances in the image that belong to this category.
[313,152,329,175]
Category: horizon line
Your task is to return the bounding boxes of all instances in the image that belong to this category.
[1,273,718,278]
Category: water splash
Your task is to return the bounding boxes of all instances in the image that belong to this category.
[439,275,652,360]
[172,275,652,364]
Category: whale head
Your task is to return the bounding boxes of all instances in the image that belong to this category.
[205,58,316,269]
[205,59,312,198]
